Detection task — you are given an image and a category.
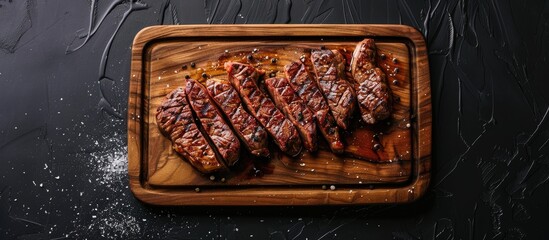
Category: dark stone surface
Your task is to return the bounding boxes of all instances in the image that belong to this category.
[1,0,548,239]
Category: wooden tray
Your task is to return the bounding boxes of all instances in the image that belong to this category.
[128,24,431,206]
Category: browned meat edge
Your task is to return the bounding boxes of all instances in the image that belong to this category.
[310,49,356,130]
[185,79,240,166]
[264,77,317,152]
[206,78,270,157]
[225,61,303,157]
[155,87,225,173]
[284,61,344,153]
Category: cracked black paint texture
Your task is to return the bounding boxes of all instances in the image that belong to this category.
[1,0,548,239]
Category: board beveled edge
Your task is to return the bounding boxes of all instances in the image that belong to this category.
[128,24,431,206]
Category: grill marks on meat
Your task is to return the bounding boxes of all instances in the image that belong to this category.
[225,62,302,157]
[186,79,240,166]
[156,39,399,175]
[351,39,393,124]
[284,61,344,153]
[156,88,225,173]
[264,77,317,152]
[206,78,270,157]
[310,49,356,130]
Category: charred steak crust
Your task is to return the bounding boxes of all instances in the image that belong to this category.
[155,87,225,173]
[185,79,240,166]
[351,39,393,124]
[206,78,270,157]
[225,62,302,157]
[310,49,356,130]
[284,61,344,153]
[264,77,317,152]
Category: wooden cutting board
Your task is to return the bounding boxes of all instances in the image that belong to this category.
[128,24,431,206]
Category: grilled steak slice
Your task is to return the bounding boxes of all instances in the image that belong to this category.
[264,77,317,152]
[225,62,302,156]
[186,79,240,166]
[310,49,356,130]
[206,78,270,157]
[156,87,225,173]
[284,61,344,153]
[351,39,393,124]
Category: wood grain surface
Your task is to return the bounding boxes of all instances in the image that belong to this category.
[128,24,431,205]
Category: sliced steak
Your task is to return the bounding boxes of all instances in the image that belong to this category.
[206,78,270,157]
[310,49,356,130]
[284,61,344,153]
[185,79,240,166]
[351,39,393,124]
[264,77,317,152]
[156,87,225,173]
[225,62,302,157]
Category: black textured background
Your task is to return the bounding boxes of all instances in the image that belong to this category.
[1,0,549,239]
